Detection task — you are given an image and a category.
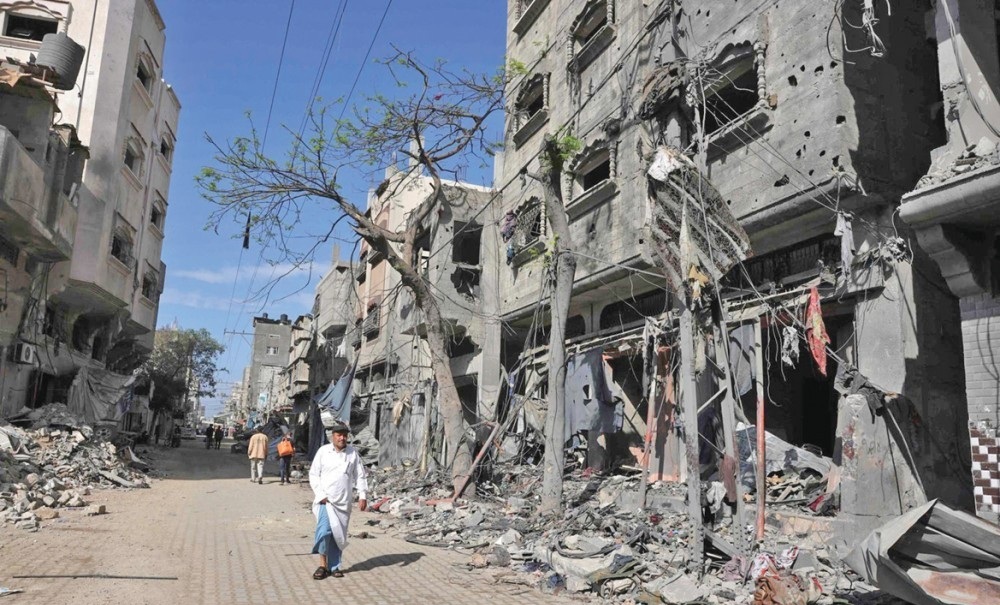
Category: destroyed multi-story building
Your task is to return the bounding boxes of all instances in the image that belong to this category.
[307,247,356,397]
[344,161,501,466]
[493,0,973,535]
[900,0,1000,522]
[0,0,178,429]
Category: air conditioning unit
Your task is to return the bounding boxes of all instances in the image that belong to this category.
[13,342,36,365]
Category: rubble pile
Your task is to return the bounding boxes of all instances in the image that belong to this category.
[0,404,150,532]
[363,463,906,604]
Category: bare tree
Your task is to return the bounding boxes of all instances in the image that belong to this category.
[198,50,505,493]
[523,134,581,514]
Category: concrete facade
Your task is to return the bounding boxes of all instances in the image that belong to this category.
[899,0,1000,521]
[0,0,179,419]
[498,0,972,524]
[246,314,292,420]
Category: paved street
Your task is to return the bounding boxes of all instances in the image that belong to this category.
[0,439,583,605]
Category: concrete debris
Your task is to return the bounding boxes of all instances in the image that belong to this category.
[917,136,1000,189]
[357,462,906,604]
[0,408,151,531]
[85,504,107,516]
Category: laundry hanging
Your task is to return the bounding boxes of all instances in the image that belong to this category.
[805,287,831,376]
[834,212,856,277]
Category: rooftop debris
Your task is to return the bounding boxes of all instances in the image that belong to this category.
[0,404,151,532]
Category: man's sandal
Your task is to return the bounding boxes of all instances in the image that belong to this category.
[331,570,344,578]
[313,567,329,580]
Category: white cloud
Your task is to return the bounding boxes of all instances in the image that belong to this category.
[172,261,330,285]
[159,288,233,311]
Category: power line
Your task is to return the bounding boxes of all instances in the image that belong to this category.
[295,0,350,146]
[261,0,297,149]
[336,0,393,123]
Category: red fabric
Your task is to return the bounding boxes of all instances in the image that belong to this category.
[805,287,830,376]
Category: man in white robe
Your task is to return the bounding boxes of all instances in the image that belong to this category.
[309,421,368,579]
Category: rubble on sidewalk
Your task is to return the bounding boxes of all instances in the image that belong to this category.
[0,404,151,531]
[358,460,913,604]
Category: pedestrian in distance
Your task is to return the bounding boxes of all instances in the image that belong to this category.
[309,422,368,579]
[277,432,294,485]
[213,425,223,450]
[205,425,213,449]
[247,427,268,484]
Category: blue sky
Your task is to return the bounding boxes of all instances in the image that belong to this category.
[155,1,507,415]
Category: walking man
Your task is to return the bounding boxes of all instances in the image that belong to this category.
[248,427,268,484]
[213,425,223,449]
[309,422,368,579]
[277,433,294,484]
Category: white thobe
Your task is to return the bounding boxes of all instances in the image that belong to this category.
[309,444,368,550]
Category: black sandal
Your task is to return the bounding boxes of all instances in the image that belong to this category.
[331,570,344,578]
[313,567,329,580]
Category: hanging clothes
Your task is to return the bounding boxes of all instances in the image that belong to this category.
[506,243,515,265]
[780,325,799,368]
[805,287,831,376]
[834,212,856,277]
[500,210,517,242]
[564,348,614,443]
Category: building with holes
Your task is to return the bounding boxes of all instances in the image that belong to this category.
[344,158,501,467]
[0,0,179,428]
[496,0,974,535]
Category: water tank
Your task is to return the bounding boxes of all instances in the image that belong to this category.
[36,32,85,91]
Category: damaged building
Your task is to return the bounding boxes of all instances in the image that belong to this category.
[346,159,501,468]
[0,0,178,435]
[492,0,974,540]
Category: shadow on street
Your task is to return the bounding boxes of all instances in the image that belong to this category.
[349,552,425,572]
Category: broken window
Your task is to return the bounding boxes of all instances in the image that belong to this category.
[447,335,477,358]
[150,201,165,230]
[581,150,611,191]
[71,316,92,351]
[3,14,57,41]
[573,0,610,48]
[599,289,669,330]
[451,266,481,298]
[110,229,134,267]
[266,346,278,355]
[136,58,153,92]
[702,51,760,137]
[123,137,144,176]
[159,136,173,163]
[513,74,549,142]
[566,314,586,339]
[452,222,482,266]
[141,270,159,300]
[568,0,615,71]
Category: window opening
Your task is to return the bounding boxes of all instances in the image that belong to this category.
[137,60,153,91]
[150,205,164,229]
[574,1,608,47]
[110,230,133,266]
[124,139,144,175]
[599,290,668,330]
[452,266,481,298]
[3,14,57,41]
[452,222,482,265]
[447,335,477,358]
[159,138,173,162]
[266,346,278,355]
[141,272,158,300]
[566,315,586,339]
[581,153,611,191]
[703,63,759,136]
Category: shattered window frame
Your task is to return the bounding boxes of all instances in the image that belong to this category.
[697,43,765,140]
[2,12,58,42]
[123,136,145,177]
[109,224,134,268]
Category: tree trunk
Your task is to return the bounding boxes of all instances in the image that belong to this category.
[423,301,472,492]
[537,137,577,515]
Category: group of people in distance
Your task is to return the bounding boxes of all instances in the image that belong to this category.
[204,424,224,449]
